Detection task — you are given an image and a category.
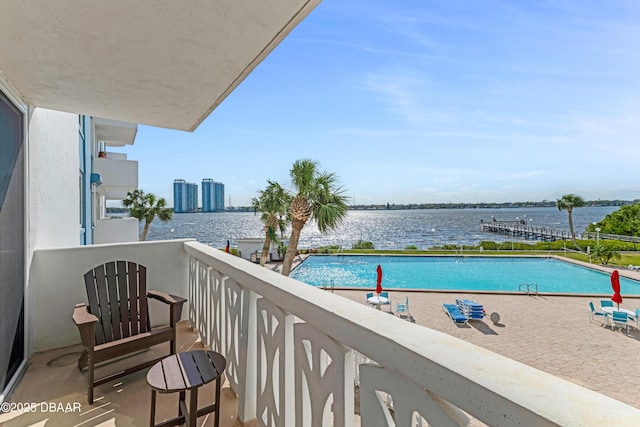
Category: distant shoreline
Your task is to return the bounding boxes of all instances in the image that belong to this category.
[107,199,637,214]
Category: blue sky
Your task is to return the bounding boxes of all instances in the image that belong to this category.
[127,0,640,207]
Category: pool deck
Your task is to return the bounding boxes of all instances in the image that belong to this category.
[334,288,640,409]
[283,255,640,409]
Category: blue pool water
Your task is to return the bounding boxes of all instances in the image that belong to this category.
[290,255,640,295]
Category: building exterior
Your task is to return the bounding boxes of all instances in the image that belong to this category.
[173,179,198,213]
[202,179,225,212]
[0,0,320,402]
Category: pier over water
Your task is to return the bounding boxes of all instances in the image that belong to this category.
[481,219,640,244]
[480,220,573,242]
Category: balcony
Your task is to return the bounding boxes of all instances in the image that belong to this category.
[5,239,640,425]
[93,217,139,244]
[93,157,138,195]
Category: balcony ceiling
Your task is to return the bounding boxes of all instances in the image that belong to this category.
[0,0,320,131]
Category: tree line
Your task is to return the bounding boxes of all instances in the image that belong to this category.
[356,199,637,211]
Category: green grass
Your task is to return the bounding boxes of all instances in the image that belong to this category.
[304,247,640,270]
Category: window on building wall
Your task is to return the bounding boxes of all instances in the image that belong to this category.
[0,88,25,394]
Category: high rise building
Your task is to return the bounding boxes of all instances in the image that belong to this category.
[173,179,198,213]
[202,179,225,212]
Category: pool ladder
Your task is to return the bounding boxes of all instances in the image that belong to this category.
[518,282,539,295]
[323,279,335,293]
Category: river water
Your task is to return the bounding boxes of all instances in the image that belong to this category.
[142,206,617,250]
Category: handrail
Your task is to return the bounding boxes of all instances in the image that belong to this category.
[519,283,539,295]
[184,241,640,425]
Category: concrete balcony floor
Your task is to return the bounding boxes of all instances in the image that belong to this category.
[2,321,243,427]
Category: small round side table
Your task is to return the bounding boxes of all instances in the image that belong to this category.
[147,350,226,427]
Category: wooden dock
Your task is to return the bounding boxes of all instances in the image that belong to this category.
[480,220,640,244]
[480,220,577,242]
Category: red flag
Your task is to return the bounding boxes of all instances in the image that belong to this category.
[376,264,383,295]
[225,240,230,253]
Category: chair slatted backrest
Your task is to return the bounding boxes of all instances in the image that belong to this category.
[84,261,149,345]
[612,310,627,323]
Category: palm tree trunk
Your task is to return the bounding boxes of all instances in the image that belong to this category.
[567,210,581,250]
[141,221,151,241]
[260,235,271,267]
[282,219,304,276]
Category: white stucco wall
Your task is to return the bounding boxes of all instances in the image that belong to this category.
[28,108,81,249]
[29,239,192,352]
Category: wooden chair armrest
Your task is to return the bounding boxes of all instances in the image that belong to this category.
[147,290,187,306]
[148,290,187,325]
[73,303,98,326]
[72,304,97,348]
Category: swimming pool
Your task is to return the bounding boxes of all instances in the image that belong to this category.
[290,255,640,295]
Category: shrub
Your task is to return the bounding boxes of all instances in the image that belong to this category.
[405,245,418,250]
[352,240,375,250]
[277,243,287,258]
[480,241,498,250]
[591,244,621,265]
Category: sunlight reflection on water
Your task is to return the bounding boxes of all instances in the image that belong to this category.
[143,206,617,250]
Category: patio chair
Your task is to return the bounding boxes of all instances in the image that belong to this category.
[610,310,629,333]
[366,292,374,305]
[588,301,608,325]
[396,297,410,318]
[72,260,186,404]
[600,300,614,308]
[379,291,391,309]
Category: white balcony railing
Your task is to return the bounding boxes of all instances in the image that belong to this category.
[28,240,640,425]
[184,241,640,426]
[93,157,138,193]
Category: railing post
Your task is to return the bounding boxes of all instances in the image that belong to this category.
[237,289,258,423]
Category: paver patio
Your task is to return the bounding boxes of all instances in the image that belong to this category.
[335,289,640,409]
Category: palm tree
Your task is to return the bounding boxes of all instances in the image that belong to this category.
[556,193,586,250]
[251,180,291,266]
[122,189,173,241]
[281,159,349,276]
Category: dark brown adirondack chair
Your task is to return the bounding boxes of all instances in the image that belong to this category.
[72,261,186,404]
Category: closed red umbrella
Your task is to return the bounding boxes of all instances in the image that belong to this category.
[611,270,622,309]
[225,240,230,253]
[376,264,383,295]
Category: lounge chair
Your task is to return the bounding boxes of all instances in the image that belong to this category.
[443,303,468,325]
[611,310,630,333]
[396,297,410,318]
[456,299,485,320]
[588,301,608,325]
